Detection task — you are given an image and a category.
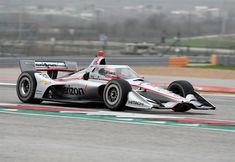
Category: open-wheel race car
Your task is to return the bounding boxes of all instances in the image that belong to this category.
[16,51,215,112]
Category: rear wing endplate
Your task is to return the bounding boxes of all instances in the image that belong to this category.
[19,60,78,72]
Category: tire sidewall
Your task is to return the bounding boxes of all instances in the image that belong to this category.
[168,80,194,97]
[167,80,194,112]
[104,81,122,108]
[103,79,131,111]
[16,71,37,103]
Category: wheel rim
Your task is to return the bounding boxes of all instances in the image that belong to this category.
[19,77,31,97]
[105,84,120,105]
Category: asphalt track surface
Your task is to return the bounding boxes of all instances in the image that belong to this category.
[0,69,235,162]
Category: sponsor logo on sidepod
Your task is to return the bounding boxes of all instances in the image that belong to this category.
[63,86,85,96]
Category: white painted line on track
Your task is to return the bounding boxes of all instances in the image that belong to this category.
[86,111,181,119]
[0,102,95,111]
[0,102,17,106]
[116,118,134,121]
[202,93,235,97]
[144,121,166,124]
[174,123,201,127]
[1,108,18,111]
[60,111,83,113]
[0,82,16,86]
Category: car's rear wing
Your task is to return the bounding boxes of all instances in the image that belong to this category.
[19,60,78,72]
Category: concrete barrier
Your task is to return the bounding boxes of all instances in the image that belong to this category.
[211,55,235,66]
[0,55,218,68]
[188,55,210,63]
[0,55,169,67]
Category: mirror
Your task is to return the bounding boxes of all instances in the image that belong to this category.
[139,75,144,79]
[83,72,89,80]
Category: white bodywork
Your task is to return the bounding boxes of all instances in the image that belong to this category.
[19,54,215,111]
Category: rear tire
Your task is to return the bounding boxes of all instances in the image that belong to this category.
[16,71,42,104]
[103,79,131,111]
[167,80,194,112]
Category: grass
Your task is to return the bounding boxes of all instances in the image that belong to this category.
[188,65,235,70]
[166,35,235,49]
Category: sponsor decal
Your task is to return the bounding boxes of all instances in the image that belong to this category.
[36,90,43,94]
[40,80,50,85]
[35,62,65,68]
[42,73,49,78]
[63,85,85,96]
[36,63,57,68]
[128,100,144,106]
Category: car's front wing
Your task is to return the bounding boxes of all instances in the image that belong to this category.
[126,90,216,110]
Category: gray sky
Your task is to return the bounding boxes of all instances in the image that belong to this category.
[0,0,234,7]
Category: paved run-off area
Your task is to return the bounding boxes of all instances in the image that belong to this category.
[133,66,235,80]
[0,67,234,162]
[1,111,234,162]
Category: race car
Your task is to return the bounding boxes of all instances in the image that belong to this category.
[16,51,215,112]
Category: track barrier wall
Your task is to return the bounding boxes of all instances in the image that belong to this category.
[168,56,188,67]
[0,56,169,67]
[211,55,235,66]
[2,55,232,68]
[211,54,217,65]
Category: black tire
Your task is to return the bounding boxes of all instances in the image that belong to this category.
[16,71,43,104]
[167,80,194,112]
[103,79,131,111]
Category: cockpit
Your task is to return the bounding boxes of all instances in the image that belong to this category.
[91,65,139,80]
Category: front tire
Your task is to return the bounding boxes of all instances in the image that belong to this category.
[103,79,131,111]
[16,71,42,104]
[167,80,194,112]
